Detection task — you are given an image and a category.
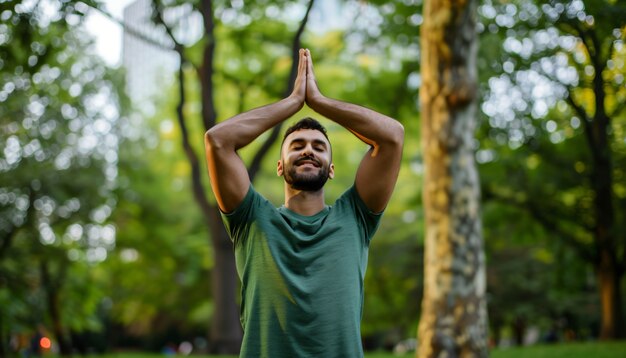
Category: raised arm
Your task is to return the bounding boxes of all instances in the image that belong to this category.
[205,49,308,213]
[304,50,404,213]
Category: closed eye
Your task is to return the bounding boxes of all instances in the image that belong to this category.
[287,138,328,152]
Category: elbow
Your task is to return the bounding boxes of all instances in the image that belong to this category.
[370,122,403,157]
[396,122,405,143]
[204,128,227,150]
[204,129,216,147]
[388,121,405,148]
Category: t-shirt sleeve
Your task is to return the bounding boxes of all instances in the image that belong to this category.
[220,185,259,246]
[340,185,384,242]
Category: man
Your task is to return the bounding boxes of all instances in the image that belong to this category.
[204,49,404,357]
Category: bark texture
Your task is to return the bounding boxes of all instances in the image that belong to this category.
[417,0,488,356]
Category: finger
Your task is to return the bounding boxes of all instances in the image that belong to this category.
[299,49,307,76]
[305,49,311,69]
[302,49,307,74]
[306,49,315,79]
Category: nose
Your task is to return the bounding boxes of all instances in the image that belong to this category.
[299,143,315,157]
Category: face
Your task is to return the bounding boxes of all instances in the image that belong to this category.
[278,129,334,191]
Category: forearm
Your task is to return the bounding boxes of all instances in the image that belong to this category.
[308,95,404,151]
[205,96,302,150]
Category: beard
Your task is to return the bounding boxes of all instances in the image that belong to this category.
[283,158,330,191]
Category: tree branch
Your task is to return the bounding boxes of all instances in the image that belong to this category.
[606,37,624,120]
[482,185,597,264]
[565,89,598,156]
[522,135,582,175]
[247,0,316,181]
[198,0,218,131]
[152,2,218,226]
[87,4,174,52]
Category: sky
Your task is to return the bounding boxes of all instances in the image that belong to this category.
[84,0,136,66]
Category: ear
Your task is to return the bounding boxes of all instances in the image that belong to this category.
[329,163,335,179]
[277,159,283,176]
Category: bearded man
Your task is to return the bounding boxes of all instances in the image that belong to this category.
[204,49,404,357]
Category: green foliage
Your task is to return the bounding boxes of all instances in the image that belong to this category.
[0,0,129,352]
[102,82,212,338]
[4,0,624,352]
[476,0,626,340]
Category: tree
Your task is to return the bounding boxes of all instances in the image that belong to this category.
[0,0,128,355]
[417,0,489,356]
[477,0,626,339]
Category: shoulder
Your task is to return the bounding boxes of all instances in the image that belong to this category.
[222,186,274,222]
[335,185,384,217]
[332,185,384,241]
[221,186,278,244]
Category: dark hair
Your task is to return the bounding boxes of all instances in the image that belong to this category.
[281,117,329,146]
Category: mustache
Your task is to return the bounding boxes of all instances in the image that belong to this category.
[294,156,321,167]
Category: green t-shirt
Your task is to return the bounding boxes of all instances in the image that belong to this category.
[221,185,382,358]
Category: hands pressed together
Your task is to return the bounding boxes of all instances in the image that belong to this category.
[291,48,323,107]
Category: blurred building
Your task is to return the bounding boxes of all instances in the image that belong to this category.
[122,0,202,102]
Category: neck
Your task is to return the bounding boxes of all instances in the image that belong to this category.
[284,185,326,216]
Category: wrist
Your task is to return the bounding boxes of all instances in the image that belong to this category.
[285,94,305,110]
[306,92,325,108]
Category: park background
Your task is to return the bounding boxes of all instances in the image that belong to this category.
[1,0,625,356]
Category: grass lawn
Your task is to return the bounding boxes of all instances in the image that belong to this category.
[369,341,626,357]
[79,341,626,357]
[489,341,626,358]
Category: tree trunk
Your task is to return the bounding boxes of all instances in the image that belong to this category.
[593,140,622,339]
[208,210,243,353]
[597,249,623,339]
[150,1,243,352]
[0,318,6,357]
[194,3,243,351]
[40,262,72,355]
[512,316,526,346]
[417,0,488,356]
[585,37,622,338]
[171,57,242,353]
